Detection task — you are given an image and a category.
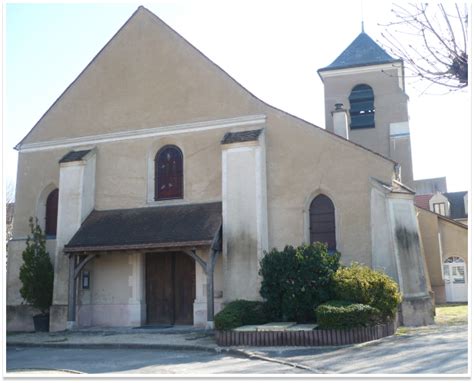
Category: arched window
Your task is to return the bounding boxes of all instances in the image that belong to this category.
[45,188,59,237]
[310,194,336,251]
[349,84,375,129]
[155,145,183,201]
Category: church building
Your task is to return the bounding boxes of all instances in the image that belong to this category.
[8,7,441,331]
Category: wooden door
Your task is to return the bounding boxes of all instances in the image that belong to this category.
[146,252,195,325]
[174,253,196,324]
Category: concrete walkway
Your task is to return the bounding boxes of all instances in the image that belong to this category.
[7,326,219,352]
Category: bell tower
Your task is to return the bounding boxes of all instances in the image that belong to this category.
[318,31,414,188]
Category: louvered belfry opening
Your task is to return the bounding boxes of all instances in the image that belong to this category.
[349,84,375,129]
[155,145,183,201]
[45,188,59,237]
[310,194,336,251]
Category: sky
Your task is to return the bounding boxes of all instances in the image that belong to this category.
[3,1,472,198]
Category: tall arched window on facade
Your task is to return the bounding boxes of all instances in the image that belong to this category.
[349,84,375,129]
[45,188,59,237]
[155,145,183,201]
[310,194,336,251]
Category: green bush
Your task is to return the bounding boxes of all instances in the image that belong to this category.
[214,300,268,330]
[19,217,54,314]
[259,243,340,323]
[332,263,402,320]
[315,300,382,329]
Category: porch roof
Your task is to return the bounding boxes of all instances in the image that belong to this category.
[64,202,222,253]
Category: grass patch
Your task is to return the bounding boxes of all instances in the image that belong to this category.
[435,303,468,326]
[396,303,468,335]
[395,327,410,335]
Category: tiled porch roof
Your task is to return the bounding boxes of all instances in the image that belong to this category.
[64,202,222,253]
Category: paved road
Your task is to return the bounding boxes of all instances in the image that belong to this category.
[251,324,469,374]
[6,347,305,375]
[6,324,468,375]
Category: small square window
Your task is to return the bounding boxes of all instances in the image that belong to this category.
[433,202,446,216]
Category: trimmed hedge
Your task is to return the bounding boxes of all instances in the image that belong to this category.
[315,300,382,329]
[214,300,268,331]
[259,243,340,322]
[332,263,402,320]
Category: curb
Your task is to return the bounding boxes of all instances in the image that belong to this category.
[7,367,83,375]
[7,341,320,373]
[7,341,217,353]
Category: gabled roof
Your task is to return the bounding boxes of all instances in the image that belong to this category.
[64,202,222,253]
[319,32,399,72]
[414,191,468,220]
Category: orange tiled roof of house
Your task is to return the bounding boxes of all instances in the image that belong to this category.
[414,194,432,211]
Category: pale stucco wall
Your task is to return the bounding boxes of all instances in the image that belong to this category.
[321,65,414,187]
[416,208,444,300]
[265,111,395,267]
[439,219,468,266]
[416,207,468,304]
[10,111,396,311]
[19,7,266,146]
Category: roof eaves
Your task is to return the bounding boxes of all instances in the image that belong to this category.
[416,206,468,229]
[64,240,213,253]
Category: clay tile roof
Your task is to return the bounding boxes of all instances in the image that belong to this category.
[59,149,92,163]
[319,32,399,72]
[414,194,433,211]
[64,202,222,252]
[221,129,263,145]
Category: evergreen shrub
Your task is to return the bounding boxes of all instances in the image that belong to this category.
[19,217,54,314]
[332,263,402,320]
[315,300,382,329]
[214,300,267,330]
[259,242,340,322]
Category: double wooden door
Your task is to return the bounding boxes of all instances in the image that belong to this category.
[146,252,196,325]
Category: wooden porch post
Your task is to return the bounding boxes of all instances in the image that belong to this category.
[186,225,222,330]
[67,253,96,330]
[67,254,77,329]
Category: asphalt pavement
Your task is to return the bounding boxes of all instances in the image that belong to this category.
[6,323,469,375]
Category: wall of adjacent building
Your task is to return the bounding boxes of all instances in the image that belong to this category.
[417,207,468,304]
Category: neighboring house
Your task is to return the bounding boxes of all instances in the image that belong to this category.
[7,7,436,332]
[413,177,447,195]
[415,191,469,226]
[414,191,468,304]
[417,207,468,303]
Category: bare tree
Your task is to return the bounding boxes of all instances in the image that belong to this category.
[6,181,15,242]
[379,3,468,92]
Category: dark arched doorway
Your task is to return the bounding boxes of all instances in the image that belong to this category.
[309,194,336,251]
[45,188,59,237]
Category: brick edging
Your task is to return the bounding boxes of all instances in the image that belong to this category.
[216,321,396,347]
